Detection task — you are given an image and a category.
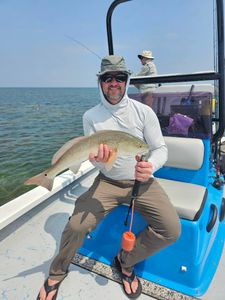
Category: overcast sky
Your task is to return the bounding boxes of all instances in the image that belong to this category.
[0,0,221,87]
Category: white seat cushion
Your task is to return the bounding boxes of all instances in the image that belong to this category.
[164,137,204,170]
[156,178,207,221]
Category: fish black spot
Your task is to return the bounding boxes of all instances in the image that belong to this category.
[45,174,47,176]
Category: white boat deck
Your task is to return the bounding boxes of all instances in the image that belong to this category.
[0,168,224,300]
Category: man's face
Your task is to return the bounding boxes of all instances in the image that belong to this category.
[100,72,128,105]
[140,57,147,65]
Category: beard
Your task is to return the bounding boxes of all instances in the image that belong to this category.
[103,87,125,104]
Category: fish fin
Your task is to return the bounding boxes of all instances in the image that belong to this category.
[52,136,87,165]
[105,149,118,171]
[69,163,82,174]
[24,171,54,191]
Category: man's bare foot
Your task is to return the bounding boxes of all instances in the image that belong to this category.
[38,278,60,300]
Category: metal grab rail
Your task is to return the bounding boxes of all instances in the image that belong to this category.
[215,0,225,142]
[106,0,131,55]
[130,71,219,84]
[106,0,225,143]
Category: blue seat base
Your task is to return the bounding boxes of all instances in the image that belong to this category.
[78,201,225,297]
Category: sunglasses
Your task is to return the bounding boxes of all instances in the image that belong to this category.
[100,73,128,83]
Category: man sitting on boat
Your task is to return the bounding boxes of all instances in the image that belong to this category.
[37,55,181,300]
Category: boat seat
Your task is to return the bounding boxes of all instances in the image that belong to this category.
[155,136,207,221]
[156,178,207,220]
[164,136,204,170]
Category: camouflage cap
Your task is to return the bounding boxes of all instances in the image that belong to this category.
[97,55,131,76]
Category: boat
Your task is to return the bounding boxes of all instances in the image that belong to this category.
[1,0,225,299]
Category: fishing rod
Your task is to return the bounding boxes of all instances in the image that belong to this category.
[64,34,101,60]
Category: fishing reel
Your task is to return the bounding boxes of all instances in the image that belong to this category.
[212,175,224,189]
[212,161,225,189]
[211,139,225,190]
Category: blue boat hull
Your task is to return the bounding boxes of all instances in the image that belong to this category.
[78,197,225,296]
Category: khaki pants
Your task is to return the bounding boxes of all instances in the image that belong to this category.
[49,173,181,280]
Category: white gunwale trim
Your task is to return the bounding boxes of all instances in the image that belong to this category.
[0,160,95,231]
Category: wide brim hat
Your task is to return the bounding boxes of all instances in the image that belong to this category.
[97,55,131,76]
[138,50,154,59]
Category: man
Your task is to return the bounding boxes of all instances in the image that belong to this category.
[37,55,180,300]
[134,50,157,106]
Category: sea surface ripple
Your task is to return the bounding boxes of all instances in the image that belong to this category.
[0,87,99,205]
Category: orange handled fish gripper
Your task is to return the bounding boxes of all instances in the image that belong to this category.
[122,154,148,252]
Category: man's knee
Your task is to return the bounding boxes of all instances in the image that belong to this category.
[149,212,181,246]
[164,215,181,244]
[68,214,97,234]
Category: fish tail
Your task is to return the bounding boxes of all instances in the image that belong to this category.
[24,171,54,191]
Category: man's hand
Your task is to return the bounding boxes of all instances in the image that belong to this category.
[89,144,113,163]
[135,155,153,182]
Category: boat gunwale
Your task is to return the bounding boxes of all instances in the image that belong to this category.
[0,160,95,231]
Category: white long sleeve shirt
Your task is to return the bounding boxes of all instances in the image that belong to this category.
[82,79,167,180]
[134,60,157,93]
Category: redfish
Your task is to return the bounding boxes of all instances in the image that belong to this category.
[24,130,149,191]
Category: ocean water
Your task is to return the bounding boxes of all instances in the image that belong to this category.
[0,87,99,206]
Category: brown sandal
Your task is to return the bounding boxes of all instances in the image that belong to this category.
[114,256,142,299]
[36,275,67,300]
